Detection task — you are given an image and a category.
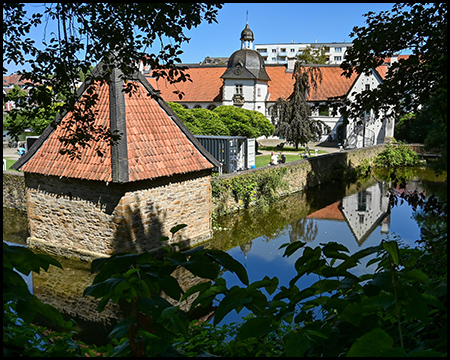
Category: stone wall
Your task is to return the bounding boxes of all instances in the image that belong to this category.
[3,171,26,211]
[24,171,213,260]
[212,144,387,215]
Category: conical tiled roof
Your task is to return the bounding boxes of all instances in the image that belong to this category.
[11,61,219,182]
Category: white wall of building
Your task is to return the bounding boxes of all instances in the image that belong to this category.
[255,42,353,65]
[344,71,395,148]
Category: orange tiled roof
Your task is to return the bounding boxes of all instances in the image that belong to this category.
[266,66,359,101]
[147,66,225,103]
[306,201,344,221]
[148,64,359,103]
[14,63,218,182]
[3,74,29,87]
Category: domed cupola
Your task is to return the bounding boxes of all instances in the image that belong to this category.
[221,20,270,81]
[240,22,254,49]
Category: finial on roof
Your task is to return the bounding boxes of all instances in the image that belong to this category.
[240,13,254,49]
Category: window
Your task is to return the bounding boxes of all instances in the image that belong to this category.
[290,48,296,53]
[257,87,261,97]
[272,49,277,53]
[318,104,329,116]
[334,56,342,61]
[235,84,243,95]
[358,191,368,211]
[365,84,370,91]
[335,47,342,52]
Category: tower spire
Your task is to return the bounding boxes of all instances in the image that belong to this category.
[240,13,254,50]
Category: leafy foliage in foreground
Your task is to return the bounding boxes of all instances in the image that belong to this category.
[3,193,447,356]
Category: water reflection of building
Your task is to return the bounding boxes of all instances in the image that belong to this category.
[307,182,390,246]
[340,182,390,245]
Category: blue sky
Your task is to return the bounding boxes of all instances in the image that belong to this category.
[5,3,399,74]
[181,3,399,62]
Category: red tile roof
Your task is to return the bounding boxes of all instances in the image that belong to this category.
[306,201,344,221]
[3,74,31,87]
[148,64,359,103]
[147,66,225,103]
[20,81,113,181]
[266,66,358,101]
[125,82,216,181]
[14,64,218,182]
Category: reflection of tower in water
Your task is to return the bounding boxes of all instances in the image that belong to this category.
[240,240,253,266]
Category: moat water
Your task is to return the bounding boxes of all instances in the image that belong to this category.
[3,166,447,342]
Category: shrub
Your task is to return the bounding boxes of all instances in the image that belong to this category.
[374,142,419,167]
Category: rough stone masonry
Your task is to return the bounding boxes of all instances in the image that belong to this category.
[24,171,213,260]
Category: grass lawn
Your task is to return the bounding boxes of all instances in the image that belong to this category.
[259,145,317,153]
[255,154,307,168]
[255,147,329,168]
[3,158,19,171]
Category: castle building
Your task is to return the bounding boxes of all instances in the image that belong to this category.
[143,21,395,148]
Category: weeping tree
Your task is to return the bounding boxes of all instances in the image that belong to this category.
[272,62,330,150]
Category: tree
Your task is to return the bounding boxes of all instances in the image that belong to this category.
[167,102,230,136]
[3,3,223,157]
[213,106,275,138]
[168,103,275,139]
[4,84,63,139]
[339,3,447,171]
[297,45,328,64]
[272,62,330,150]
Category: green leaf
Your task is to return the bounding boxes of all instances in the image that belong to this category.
[280,241,307,257]
[181,281,212,302]
[83,277,124,299]
[207,250,249,285]
[158,274,183,301]
[159,306,180,321]
[383,240,400,265]
[403,285,429,323]
[213,287,253,325]
[337,245,381,271]
[402,269,430,284]
[248,275,279,295]
[3,243,62,275]
[284,330,310,357]
[109,316,136,339]
[182,252,220,280]
[346,328,394,357]
[170,223,187,234]
[342,302,364,327]
[189,280,227,310]
[321,242,350,260]
[235,316,275,341]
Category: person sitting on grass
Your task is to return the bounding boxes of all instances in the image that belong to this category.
[280,152,286,164]
[268,152,278,166]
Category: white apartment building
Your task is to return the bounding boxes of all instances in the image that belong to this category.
[255,42,353,64]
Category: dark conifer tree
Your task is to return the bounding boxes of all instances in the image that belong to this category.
[272,62,330,150]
